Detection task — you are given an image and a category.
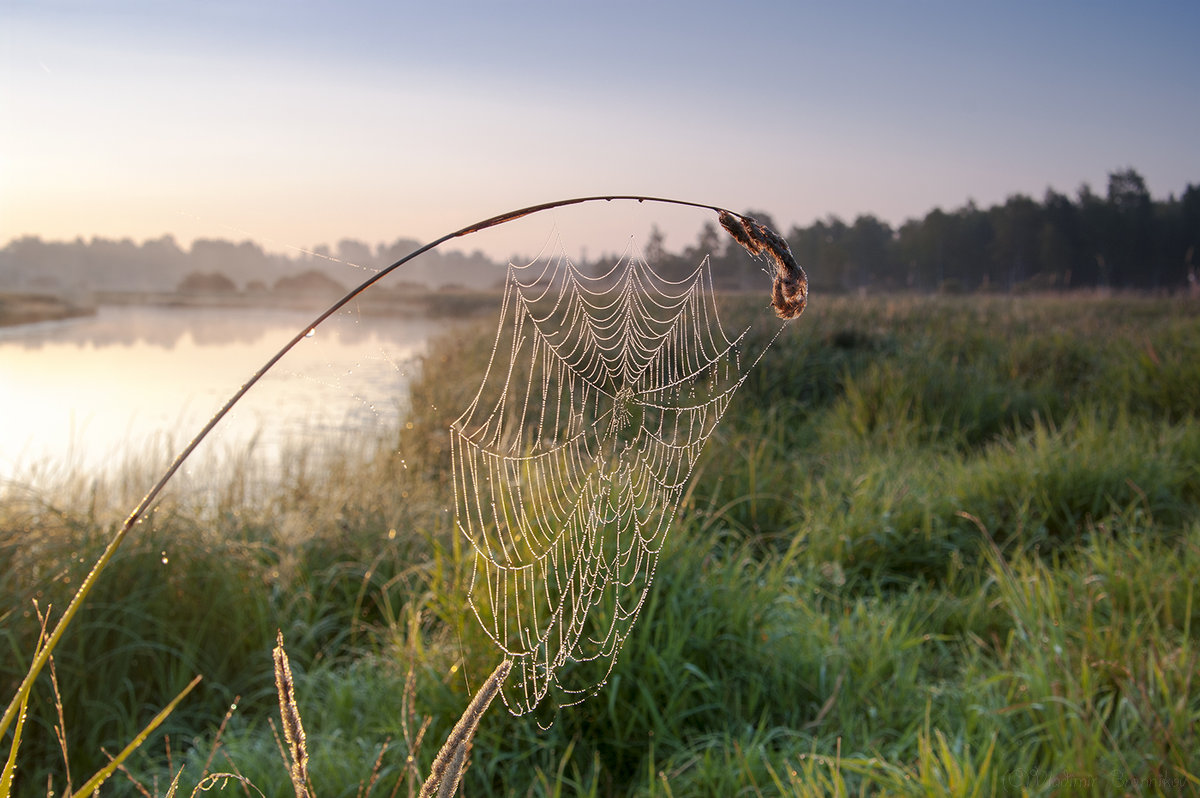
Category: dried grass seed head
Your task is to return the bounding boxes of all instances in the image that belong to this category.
[273,631,309,798]
[718,210,808,319]
[719,210,764,256]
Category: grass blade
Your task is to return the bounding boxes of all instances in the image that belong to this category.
[71,674,202,798]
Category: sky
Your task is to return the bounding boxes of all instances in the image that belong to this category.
[3,0,1198,264]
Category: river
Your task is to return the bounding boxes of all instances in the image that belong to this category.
[0,305,457,495]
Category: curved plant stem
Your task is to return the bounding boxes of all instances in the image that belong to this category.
[0,194,751,741]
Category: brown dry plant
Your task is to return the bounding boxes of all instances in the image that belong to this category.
[719,209,809,318]
[273,631,310,798]
[417,659,512,798]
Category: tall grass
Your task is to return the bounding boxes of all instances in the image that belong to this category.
[3,292,1199,796]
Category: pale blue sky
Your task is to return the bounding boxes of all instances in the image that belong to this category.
[3,0,1198,261]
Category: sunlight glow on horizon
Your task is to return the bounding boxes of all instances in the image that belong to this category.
[3,2,1198,262]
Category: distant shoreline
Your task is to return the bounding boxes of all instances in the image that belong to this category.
[0,292,95,328]
[94,286,506,319]
[0,287,506,328]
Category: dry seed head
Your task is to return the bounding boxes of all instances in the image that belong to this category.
[436,742,469,798]
[718,211,808,319]
[764,234,808,319]
[719,210,764,255]
[419,659,512,798]
[273,631,309,798]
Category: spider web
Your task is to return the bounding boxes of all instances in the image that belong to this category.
[450,240,765,717]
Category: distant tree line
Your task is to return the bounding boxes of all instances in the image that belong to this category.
[644,167,1199,293]
[793,168,1200,292]
[0,234,499,295]
[0,235,290,295]
[2,167,1196,296]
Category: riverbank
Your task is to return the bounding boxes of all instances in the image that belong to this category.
[0,286,506,330]
[94,285,505,317]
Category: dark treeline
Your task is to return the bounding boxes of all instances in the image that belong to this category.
[647,167,1199,294]
[3,167,1197,297]
[789,168,1199,292]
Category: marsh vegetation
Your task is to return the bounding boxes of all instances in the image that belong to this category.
[3,292,1199,796]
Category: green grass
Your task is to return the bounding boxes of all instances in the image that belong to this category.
[3,292,1200,796]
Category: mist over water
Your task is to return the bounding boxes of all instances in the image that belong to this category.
[0,305,454,493]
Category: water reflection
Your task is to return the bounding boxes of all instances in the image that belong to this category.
[0,304,399,350]
[0,305,455,492]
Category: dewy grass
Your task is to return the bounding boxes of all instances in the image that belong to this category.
[5,286,1200,794]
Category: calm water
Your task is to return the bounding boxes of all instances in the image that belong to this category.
[0,305,455,493]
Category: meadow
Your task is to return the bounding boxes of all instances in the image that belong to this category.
[3,292,1199,797]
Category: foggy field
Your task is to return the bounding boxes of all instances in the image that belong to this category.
[3,292,1199,796]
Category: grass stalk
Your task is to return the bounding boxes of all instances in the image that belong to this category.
[418,659,512,798]
[72,675,203,798]
[273,632,310,798]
